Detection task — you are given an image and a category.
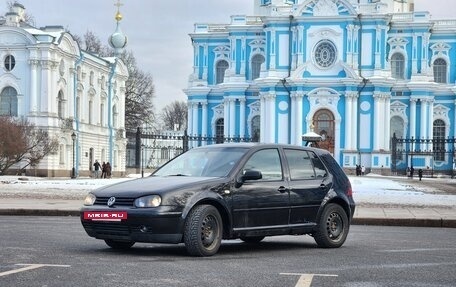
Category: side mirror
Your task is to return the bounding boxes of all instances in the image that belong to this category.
[235,169,262,188]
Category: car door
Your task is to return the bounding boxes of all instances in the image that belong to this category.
[284,148,331,224]
[232,148,290,230]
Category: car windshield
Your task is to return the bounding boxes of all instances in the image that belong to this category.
[153,147,248,177]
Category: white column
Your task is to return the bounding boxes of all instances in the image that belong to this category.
[229,99,236,138]
[384,93,391,151]
[187,102,193,136]
[40,60,50,113]
[260,92,267,142]
[192,103,199,137]
[224,98,229,138]
[410,98,417,140]
[29,60,38,114]
[345,94,353,150]
[351,93,359,150]
[202,102,208,136]
[239,98,246,139]
[290,92,297,144]
[203,44,208,80]
[420,98,428,149]
[296,92,304,145]
[373,93,381,151]
[428,99,434,139]
[268,92,276,143]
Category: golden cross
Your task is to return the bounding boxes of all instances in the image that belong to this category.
[114,0,123,10]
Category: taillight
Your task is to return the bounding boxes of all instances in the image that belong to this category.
[346,183,353,197]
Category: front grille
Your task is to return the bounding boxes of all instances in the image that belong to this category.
[82,221,130,236]
[94,197,135,206]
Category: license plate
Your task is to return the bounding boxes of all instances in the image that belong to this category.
[84,211,127,221]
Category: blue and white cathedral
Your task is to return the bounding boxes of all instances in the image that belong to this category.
[184,0,456,174]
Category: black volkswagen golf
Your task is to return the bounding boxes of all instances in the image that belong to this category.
[81,143,355,256]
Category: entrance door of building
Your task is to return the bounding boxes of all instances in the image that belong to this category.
[313,109,335,154]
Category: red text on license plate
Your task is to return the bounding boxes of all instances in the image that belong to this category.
[84,211,127,221]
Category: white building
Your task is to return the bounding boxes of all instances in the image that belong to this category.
[0,3,128,177]
[185,0,456,174]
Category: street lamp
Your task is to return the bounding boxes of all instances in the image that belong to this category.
[71,132,76,179]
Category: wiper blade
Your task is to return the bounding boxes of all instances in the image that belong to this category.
[166,174,189,176]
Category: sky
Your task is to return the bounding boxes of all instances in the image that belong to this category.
[1,174,455,208]
[2,0,455,112]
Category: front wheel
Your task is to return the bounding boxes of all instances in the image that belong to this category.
[184,205,223,257]
[104,239,135,250]
[314,203,349,248]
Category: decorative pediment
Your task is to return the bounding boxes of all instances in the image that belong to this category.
[213,46,230,59]
[390,100,407,117]
[433,104,450,119]
[387,37,409,50]
[430,42,451,58]
[212,103,224,117]
[295,0,356,17]
[248,39,266,55]
[307,88,340,107]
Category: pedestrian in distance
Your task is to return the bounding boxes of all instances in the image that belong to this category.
[361,165,365,176]
[93,160,101,178]
[101,162,107,178]
[106,162,112,178]
[410,166,414,179]
[418,169,423,181]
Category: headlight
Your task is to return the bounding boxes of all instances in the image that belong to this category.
[84,193,96,206]
[134,195,162,208]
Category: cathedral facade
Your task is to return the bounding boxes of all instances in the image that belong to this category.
[0,3,128,177]
[185,0,456,174]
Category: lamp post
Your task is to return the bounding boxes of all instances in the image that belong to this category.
[141,144,145,178]
[71,132,76,178]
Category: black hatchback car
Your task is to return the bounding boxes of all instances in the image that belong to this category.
[81,143,355,256]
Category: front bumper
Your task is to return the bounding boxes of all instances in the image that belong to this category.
[80,205,184,244]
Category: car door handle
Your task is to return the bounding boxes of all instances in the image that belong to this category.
[278,186,288,193]
[319,184,327,190]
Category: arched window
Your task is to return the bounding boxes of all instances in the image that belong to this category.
[215,118,224,143]
[113,105,118,128]
[433,119,445,161]
[251,115,260,142]
[76,96,81,119]
[0,87,18,116]
[57,91,65,119]
[433,58,447,84]
[251,54,264,80]
[100,103,105,126]
[391,53,405,80]
[390,116,405,139]
[216,60,229,84]
[89,71,95,86]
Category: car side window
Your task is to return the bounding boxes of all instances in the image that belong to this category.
[284,149,316,180]
[309,151,327,178]
[243,149,283,181]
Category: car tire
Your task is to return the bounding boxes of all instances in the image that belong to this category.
[184,204,223,257]
[104,239,135,250]
[240,236,265,243]
[314,203,349,248]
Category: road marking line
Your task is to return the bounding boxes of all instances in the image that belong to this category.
[0,264,71,277]
[281,273,338,287]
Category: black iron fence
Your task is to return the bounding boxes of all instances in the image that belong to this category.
[391,134,456,178]
[126,128,255,171]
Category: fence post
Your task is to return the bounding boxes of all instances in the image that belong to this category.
[183,130,189,152]
[135,127,141,173]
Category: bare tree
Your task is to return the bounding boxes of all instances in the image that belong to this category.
[160,101,187,131]
[73,31,155,131]
[0,117,59,174]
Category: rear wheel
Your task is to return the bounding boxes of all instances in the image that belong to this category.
[314,203,349,248]
[184,205,223,257]
[104,239,135,250]
[240,236,265,243]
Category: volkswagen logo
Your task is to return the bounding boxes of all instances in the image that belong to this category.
[107,197,116,207]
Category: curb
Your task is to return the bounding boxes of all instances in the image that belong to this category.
[352,218,456,228]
